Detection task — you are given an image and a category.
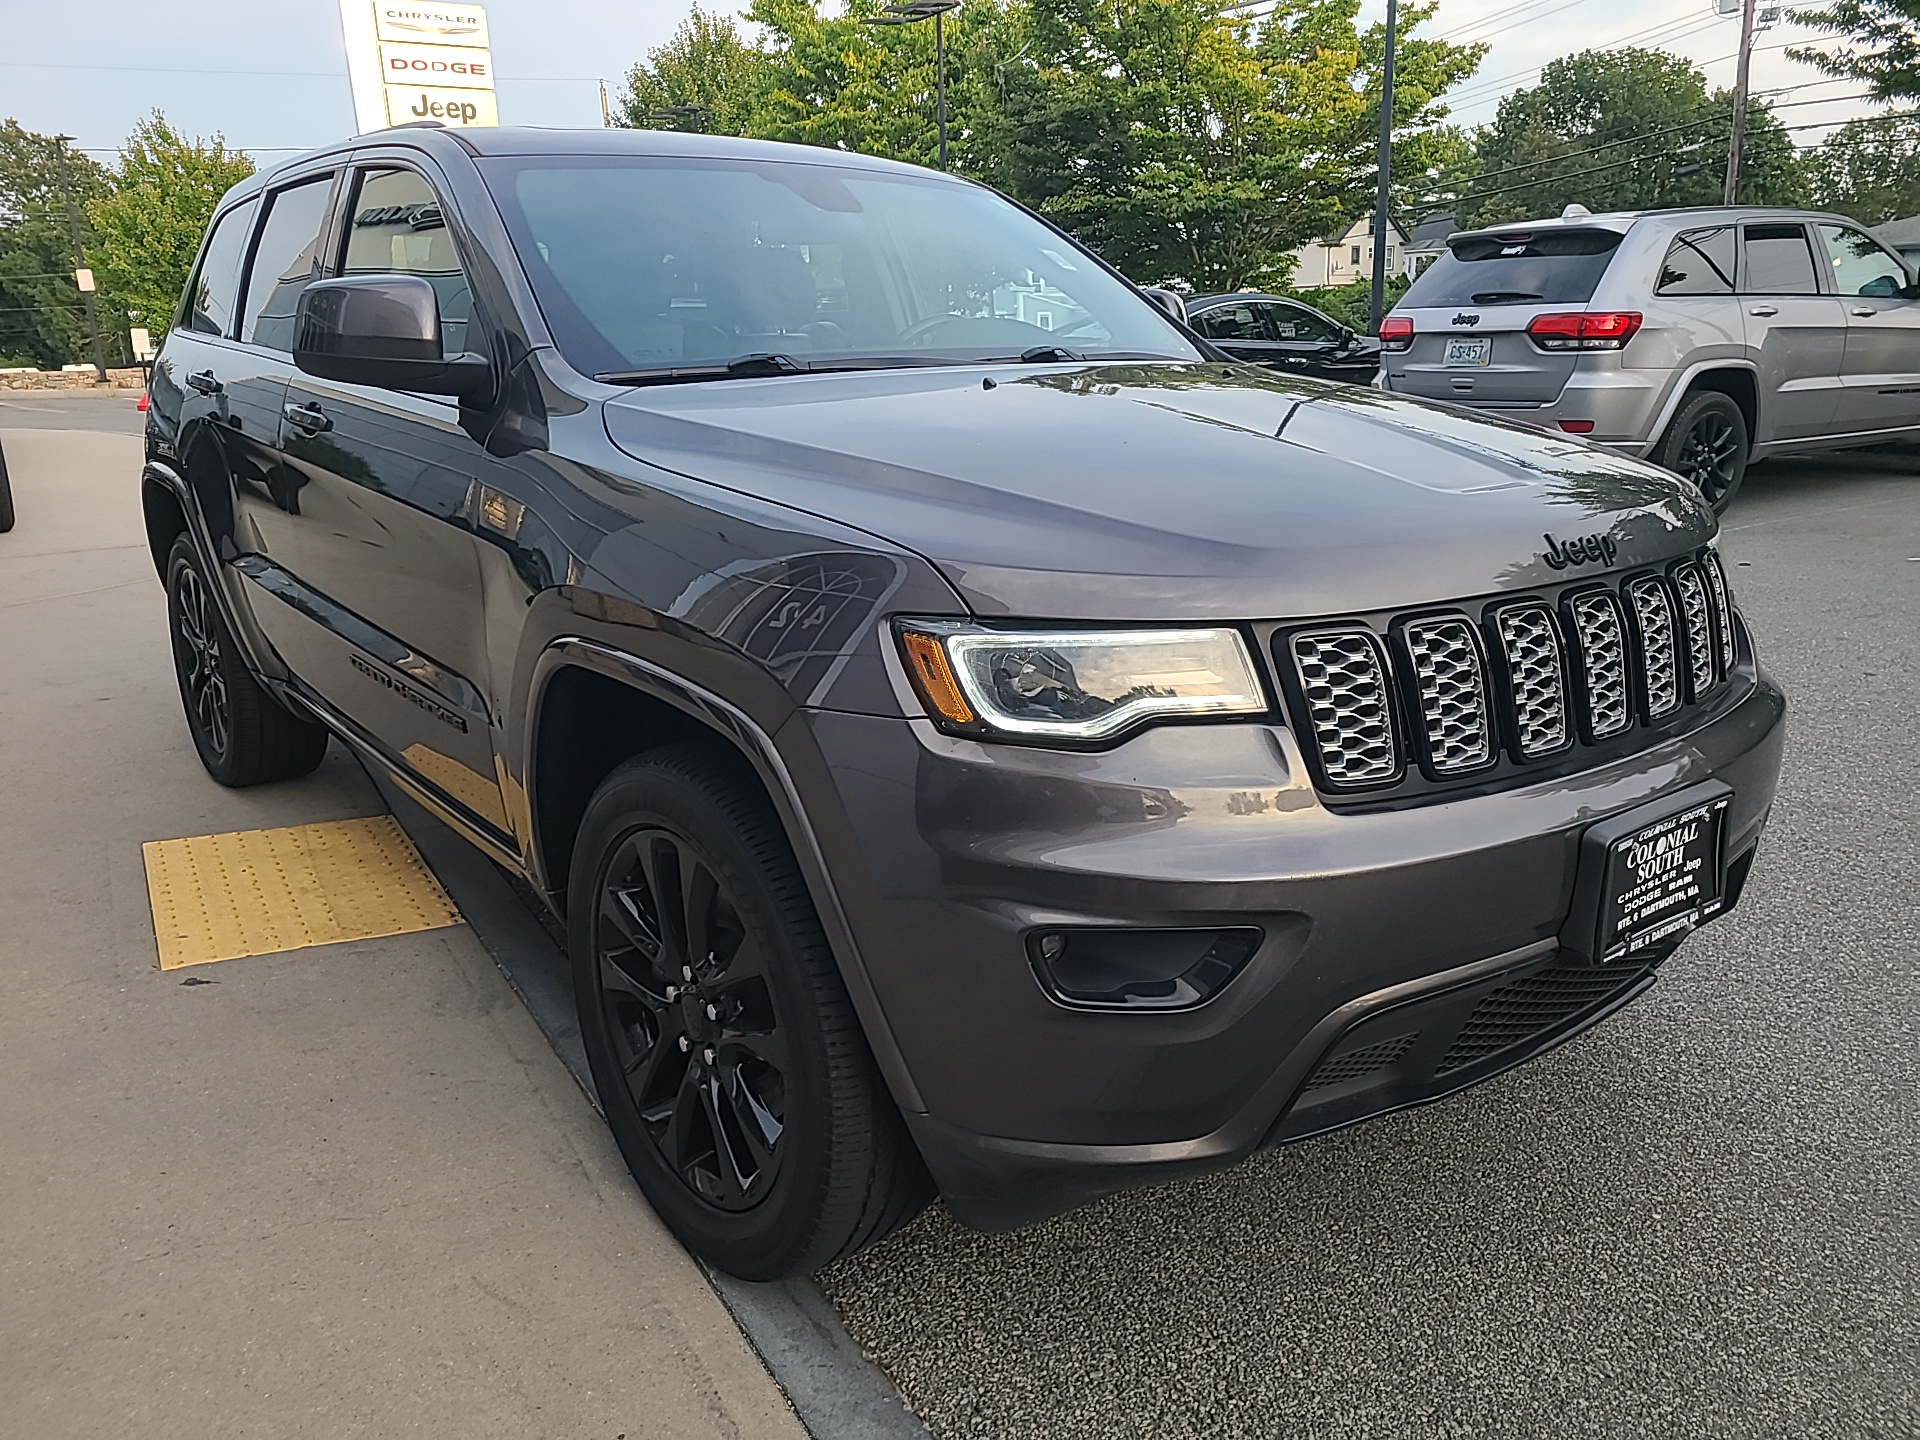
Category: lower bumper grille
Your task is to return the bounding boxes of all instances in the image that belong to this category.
[1272,956,1657,1144]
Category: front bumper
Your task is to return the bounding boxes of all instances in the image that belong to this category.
[788,663,1786,1230]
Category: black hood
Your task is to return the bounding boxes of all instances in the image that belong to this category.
[602,362,1713,621]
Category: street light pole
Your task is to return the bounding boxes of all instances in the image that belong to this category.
[53,135,109,384]
[1723,0,1756,205]
[1369,0,1398,335]
[862,0,962,172]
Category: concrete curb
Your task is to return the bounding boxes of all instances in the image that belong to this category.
[369,769,932,1440]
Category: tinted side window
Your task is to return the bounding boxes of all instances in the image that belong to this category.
[1656,227,1735,296]
[342,167,475,354]
[1192,304,1269,341]
[185,198,260,336]
[1268,302,1341,343]
[1817,223,1910,298]
[242,178,335,351]
[1742,225,1819,295]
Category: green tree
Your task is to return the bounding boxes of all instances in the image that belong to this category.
[616,6,776,135]
[1789,0,1920,102]
[86,112,254,338]
[746,0,1021,170]
[1451,48,1806,226]
[1802,109,1920,222]
[973,0,1483,291]
[0,120,111,369]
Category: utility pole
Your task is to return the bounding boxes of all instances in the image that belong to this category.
[53,136,109,384]
[1723,0,1756,205]
[1369,0,1399,334]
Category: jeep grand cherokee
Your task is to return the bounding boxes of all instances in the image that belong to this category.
[143,127,1785,1279]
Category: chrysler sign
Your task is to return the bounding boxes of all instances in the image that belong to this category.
[338,0,498,132]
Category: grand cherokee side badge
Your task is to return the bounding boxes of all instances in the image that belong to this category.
[1542,532,1619,569]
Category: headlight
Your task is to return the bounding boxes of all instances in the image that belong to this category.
[895,621,1266,741]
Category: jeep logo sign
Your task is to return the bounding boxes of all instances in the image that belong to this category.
[1451,312,1481,327]
[339,0,499,132]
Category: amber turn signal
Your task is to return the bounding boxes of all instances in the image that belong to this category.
[898,629,976,725]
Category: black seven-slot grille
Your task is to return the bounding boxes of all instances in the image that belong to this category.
[1280,552,1739,794]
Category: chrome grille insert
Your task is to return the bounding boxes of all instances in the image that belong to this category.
[1703,552,1736,673]
[1290,630,1398,784]
[1402,618,1493,773]
[1568,591,1632,739]
[1625,576,1681,719]
[1494,605,1569,757]
[1674,564,1715,701]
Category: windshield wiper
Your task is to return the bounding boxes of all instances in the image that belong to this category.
[595,353,988,387]
[596,353,810,386]
[1469,290,1544,304]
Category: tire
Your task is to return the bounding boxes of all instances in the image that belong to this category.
[0,435,15,533]
[569,742,931,1279]
[165,535,329,786]
[1653,389,1748,514]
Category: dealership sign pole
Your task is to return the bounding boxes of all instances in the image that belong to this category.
[337,2,499,132]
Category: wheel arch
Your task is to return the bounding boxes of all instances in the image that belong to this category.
[524,637,928,1115]
[1644,362,1759,455]
[142,468,192,579]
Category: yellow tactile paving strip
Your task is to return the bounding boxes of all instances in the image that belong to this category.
[142,816,461,970]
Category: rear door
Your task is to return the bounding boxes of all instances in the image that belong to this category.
[1737,221,1846,442]
[1380,228,1623,406]
[1188,300,1277,365]
[1814,222,1920,436]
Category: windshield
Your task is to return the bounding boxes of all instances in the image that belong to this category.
[476,155,1199,378]
[1399,228,1623,308]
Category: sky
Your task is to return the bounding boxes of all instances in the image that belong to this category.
[0,0,1884,164]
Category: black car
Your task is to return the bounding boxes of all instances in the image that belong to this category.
[1184,292,1381,383]
[144,126,1783,1279]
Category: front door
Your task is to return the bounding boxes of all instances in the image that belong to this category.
[1815,222,1920,436]
[1739,222,1846,444]
[265,162,509,835]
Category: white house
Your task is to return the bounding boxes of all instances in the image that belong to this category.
[1285,214,1412,288]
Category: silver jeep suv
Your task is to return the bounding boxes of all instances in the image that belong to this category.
[1379,207,1920,510]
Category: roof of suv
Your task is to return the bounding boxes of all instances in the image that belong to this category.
[244,124,941,195]
[1447,206,1866,243]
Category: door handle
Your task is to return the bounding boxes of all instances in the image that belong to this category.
[185,369,221,395]
[1851,306,1876,317]
[283,401,332,433]
[1747,305,1779,317]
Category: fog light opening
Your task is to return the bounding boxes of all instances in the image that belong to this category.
[1027,927,1262,1011]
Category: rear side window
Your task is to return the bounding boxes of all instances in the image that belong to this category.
[242,178,335,351]
[1656,227,1735,296]
[1741,225,1819,295]
[1398,228,1622,308]
[342,167,476,354]
[185,198,260,336]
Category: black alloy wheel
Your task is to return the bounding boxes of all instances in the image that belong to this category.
[1656,390,1748,515]
[595,826,790,1211]
[172,555,231,762]
[164,535,330,786]
[569,744,930,1279]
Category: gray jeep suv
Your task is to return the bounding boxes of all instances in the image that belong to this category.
[145,128,1784,1278]
[1381,207,1920,510]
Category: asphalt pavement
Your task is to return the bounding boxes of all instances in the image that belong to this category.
[815,447,1920,1440]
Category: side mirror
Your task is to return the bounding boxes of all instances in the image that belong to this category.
[1139,286,1187,326]
[294,275,492,402]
